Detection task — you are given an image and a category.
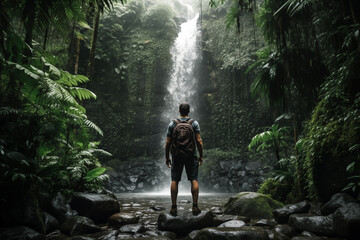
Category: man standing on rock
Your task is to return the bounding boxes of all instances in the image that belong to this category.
[165,102,204,216]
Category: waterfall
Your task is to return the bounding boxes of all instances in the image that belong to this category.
[163,13,200,122]
[159,12,201,194]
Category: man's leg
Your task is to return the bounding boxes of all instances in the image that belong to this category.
[191,180,199,204]
[171,180,179,205]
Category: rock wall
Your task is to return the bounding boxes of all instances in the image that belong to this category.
[106,156,271,193]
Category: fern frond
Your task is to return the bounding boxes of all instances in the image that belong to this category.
[0,107,21,116]
[67,87,97,100]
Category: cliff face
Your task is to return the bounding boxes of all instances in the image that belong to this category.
[85,0,184,160]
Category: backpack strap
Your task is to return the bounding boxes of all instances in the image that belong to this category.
[187,118,195,125]
[173,119,180,126]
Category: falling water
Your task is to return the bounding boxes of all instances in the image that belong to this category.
[160,11,201,194]
[163,13,200,121]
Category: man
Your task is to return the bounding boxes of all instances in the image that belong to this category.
[165,102,204,216]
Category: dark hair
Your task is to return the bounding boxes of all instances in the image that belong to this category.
[179,102,190,116]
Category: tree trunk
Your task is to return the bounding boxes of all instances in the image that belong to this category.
[67,21,76,73]
[24,0,36,57]
[43,25,50,50]
[87,3,101,81]
[74,38,81,74]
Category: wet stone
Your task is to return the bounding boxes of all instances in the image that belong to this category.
[157,230,177,239]
[108,213,139,227]
[70,193,120,224]
[61,216,100,236]
[179,200,191,204]
[273,201,311,224]
[210,207,223,214]
[252,219,277,228]
[119,223,146,233]
[187,226,269,240]
[158,211,215,236]
[273,224,297,240]
[218,220,246,228]
[213,215,250,227]
[151,206,166,211]
[288,214,335,236]
[321,193,355,215]
[333,202,360,239]
[0,226,45,240]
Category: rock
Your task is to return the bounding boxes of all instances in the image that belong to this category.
[151,206,166,211]
[117,237,170,240]
[213,215,250,227]
[224,192,283,219]
[252,219,277,228]
[119,223,146,233]
[68,237,95,240]
[108,213,139,227]
[43,212,59,234]
[272,224,297,240]
[179,199,191,204]
[218,220,246,228]
[70,193,120,223]
[333,202,360,239]
[157,230,177,239]
[321,193,356,215]
[186,226,269,240]
[300,231,318,237]
[0,226,45,240]
[210,207,222,214]
[60,216,100,236]
[50,192,76,222]
[158,211,215,236]
[290,237,324,240]
[23,192,46,233]
[117,233,133,239]
[288,214,335,236]
[86,230,119,240]
[273,201,311,223]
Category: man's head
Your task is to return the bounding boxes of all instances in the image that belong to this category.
[179,102,190,116]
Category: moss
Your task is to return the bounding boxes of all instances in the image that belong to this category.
[258,177,292,203]
[224,192,283,218]
[305,94,360,201]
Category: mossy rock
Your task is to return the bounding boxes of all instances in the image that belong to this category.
[224,192,283,219]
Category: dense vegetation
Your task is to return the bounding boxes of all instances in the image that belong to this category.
[0,0,359,231]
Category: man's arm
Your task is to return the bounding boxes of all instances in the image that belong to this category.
[165,137,172,168]
[195,133,203,166]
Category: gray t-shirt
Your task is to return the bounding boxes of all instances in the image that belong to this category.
[166,117,200,137]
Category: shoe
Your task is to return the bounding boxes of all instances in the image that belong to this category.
[170,204,177,216]
[192,204,201,216]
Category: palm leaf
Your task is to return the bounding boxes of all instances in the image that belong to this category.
[85,167,106,182]
[67,87,97,100]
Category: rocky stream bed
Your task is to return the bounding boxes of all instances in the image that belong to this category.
[0,192,359,240]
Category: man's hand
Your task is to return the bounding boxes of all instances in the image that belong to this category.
[166,158,171,168]
[198,156,203,166]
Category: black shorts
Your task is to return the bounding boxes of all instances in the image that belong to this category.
[171,155,199,182]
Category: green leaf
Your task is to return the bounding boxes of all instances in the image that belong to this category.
[85,167,106,182]
[346,162,355,173]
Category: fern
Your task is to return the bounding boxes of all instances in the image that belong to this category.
[0,107,21,116]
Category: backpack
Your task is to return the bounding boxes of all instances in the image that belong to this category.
[171,118,196,158]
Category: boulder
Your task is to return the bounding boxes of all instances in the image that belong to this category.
[43,212,59,234]
[158,211,215,236]
[252,219,277,228]
[218,220,246,228]
[224,192,283,219]
[272,224,297,240]
[213,215,242,227]
[320,193,355,215]
[273,201,311,223]
[85,230,119,240]
[288,214,335,236]
[60,216,101,236]
[119,223,146,233]
[290,237,324,240]
[185,226,269,240]
[70,193,120,223]
[117,237,170,240]
[0,226,45,240]
[50,192,77,222]
[333,202,360,239]
[108,213,139,227]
